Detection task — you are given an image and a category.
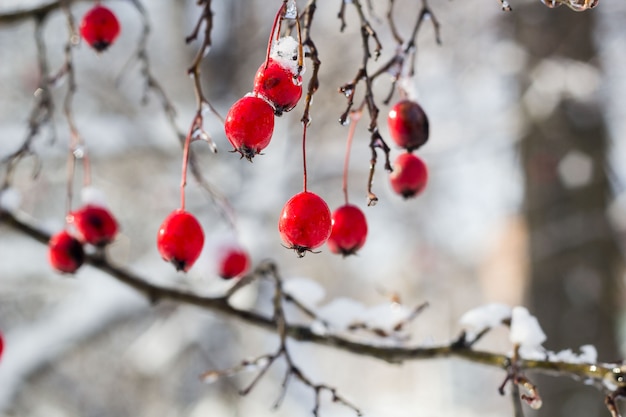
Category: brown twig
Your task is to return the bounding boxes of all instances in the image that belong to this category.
[2,208,624,388]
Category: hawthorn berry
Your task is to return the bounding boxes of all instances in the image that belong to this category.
[79,5,121,52]
[253,58,302,116]
[48,230,85,274]
[389,153,429,199]
[216,244,250,279]
[157,209,204,272]
[387,99,429,152]
[327,205,368,256]
[69,205,118,247]
[278,191,332,257]
[224,95,275,161]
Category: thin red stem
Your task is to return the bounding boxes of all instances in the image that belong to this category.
[265,2,287,69]
[302,122,308,193]
[342,110,362,205]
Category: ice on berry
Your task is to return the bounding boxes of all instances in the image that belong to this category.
[81,186,108,208]
[270,36,303,75]
[0,187,21,212]
[509,306,546,348]
[459,303,511,340]
[283,277,326,310]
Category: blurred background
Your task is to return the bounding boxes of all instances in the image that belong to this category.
[0,0,625,416]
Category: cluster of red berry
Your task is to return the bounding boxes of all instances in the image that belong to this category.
[47,2,431,274]
[48,203,119,273]
[387,100,430,198]
[224,15,303,160]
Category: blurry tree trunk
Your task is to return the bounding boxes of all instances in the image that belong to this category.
[515,6,622,417]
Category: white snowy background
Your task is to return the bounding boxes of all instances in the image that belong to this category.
[0,0,625,416]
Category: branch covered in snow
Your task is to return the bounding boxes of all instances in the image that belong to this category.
[2,208,626,416]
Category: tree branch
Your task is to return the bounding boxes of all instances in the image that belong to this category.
[1,207,624,392]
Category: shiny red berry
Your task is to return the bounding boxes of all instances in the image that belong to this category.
[48,230,85,274]
[327,204,368,256]
[157,210,204,272]
[69,205,118,246]
[278,191,332,257]
[224,96,275,161]
[216,245,250,279]
[387,99,429,152]
[253,58,302,116]
[389,153,428,199]
[79,5,120,52]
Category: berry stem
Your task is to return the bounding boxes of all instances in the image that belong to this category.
[265,2,287,69]
[302,122,308,193]
[180,113,200,211]
[342,110,362,205]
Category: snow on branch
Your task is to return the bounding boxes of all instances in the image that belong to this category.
[2,207,626,416]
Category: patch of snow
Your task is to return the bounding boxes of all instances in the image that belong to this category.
[270,36,303,75]
[0,187,21,212]
[459,303,511,340]
[509,306,546,349]
[283,277,325,310]
[316,297,367,330]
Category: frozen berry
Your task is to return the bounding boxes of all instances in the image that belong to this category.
[157,209,204,272]
[79,5,120,52]
[327,204,368,256]
[216,244,250,279]
[278,191,332,257]
[389,153,428,199]
[387,99,429,152]
[69,205,118,246]
[48,230,85,274]
[253,58,302,116]
[224,95,275,161]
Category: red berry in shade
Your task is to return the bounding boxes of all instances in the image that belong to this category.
[327,204,368,256]
[389,152,429,199]
[224,95,275,161]
[69,205,118,247]
[216,245,250,279]
[48,230,85,274]
[79,5,120,52]
[157,209,204,272]
[278,191,332,257]
[387,99,429,152]
[253,58,303,116]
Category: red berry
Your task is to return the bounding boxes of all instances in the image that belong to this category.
[48,230,85,274]
[253,58,303,116]
[389,153,428,199]
[327,204,368,256]
[69,205,118,246]
[0,331,3,361]
[157,210,204,272]
[224,96,275,161]
[79,5,120,52]
[387,99,429,152]
[216,244,250,279]
[278,191,332,257]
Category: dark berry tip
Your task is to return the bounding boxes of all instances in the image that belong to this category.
[172,259,187,272]
[91,40,111,52]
